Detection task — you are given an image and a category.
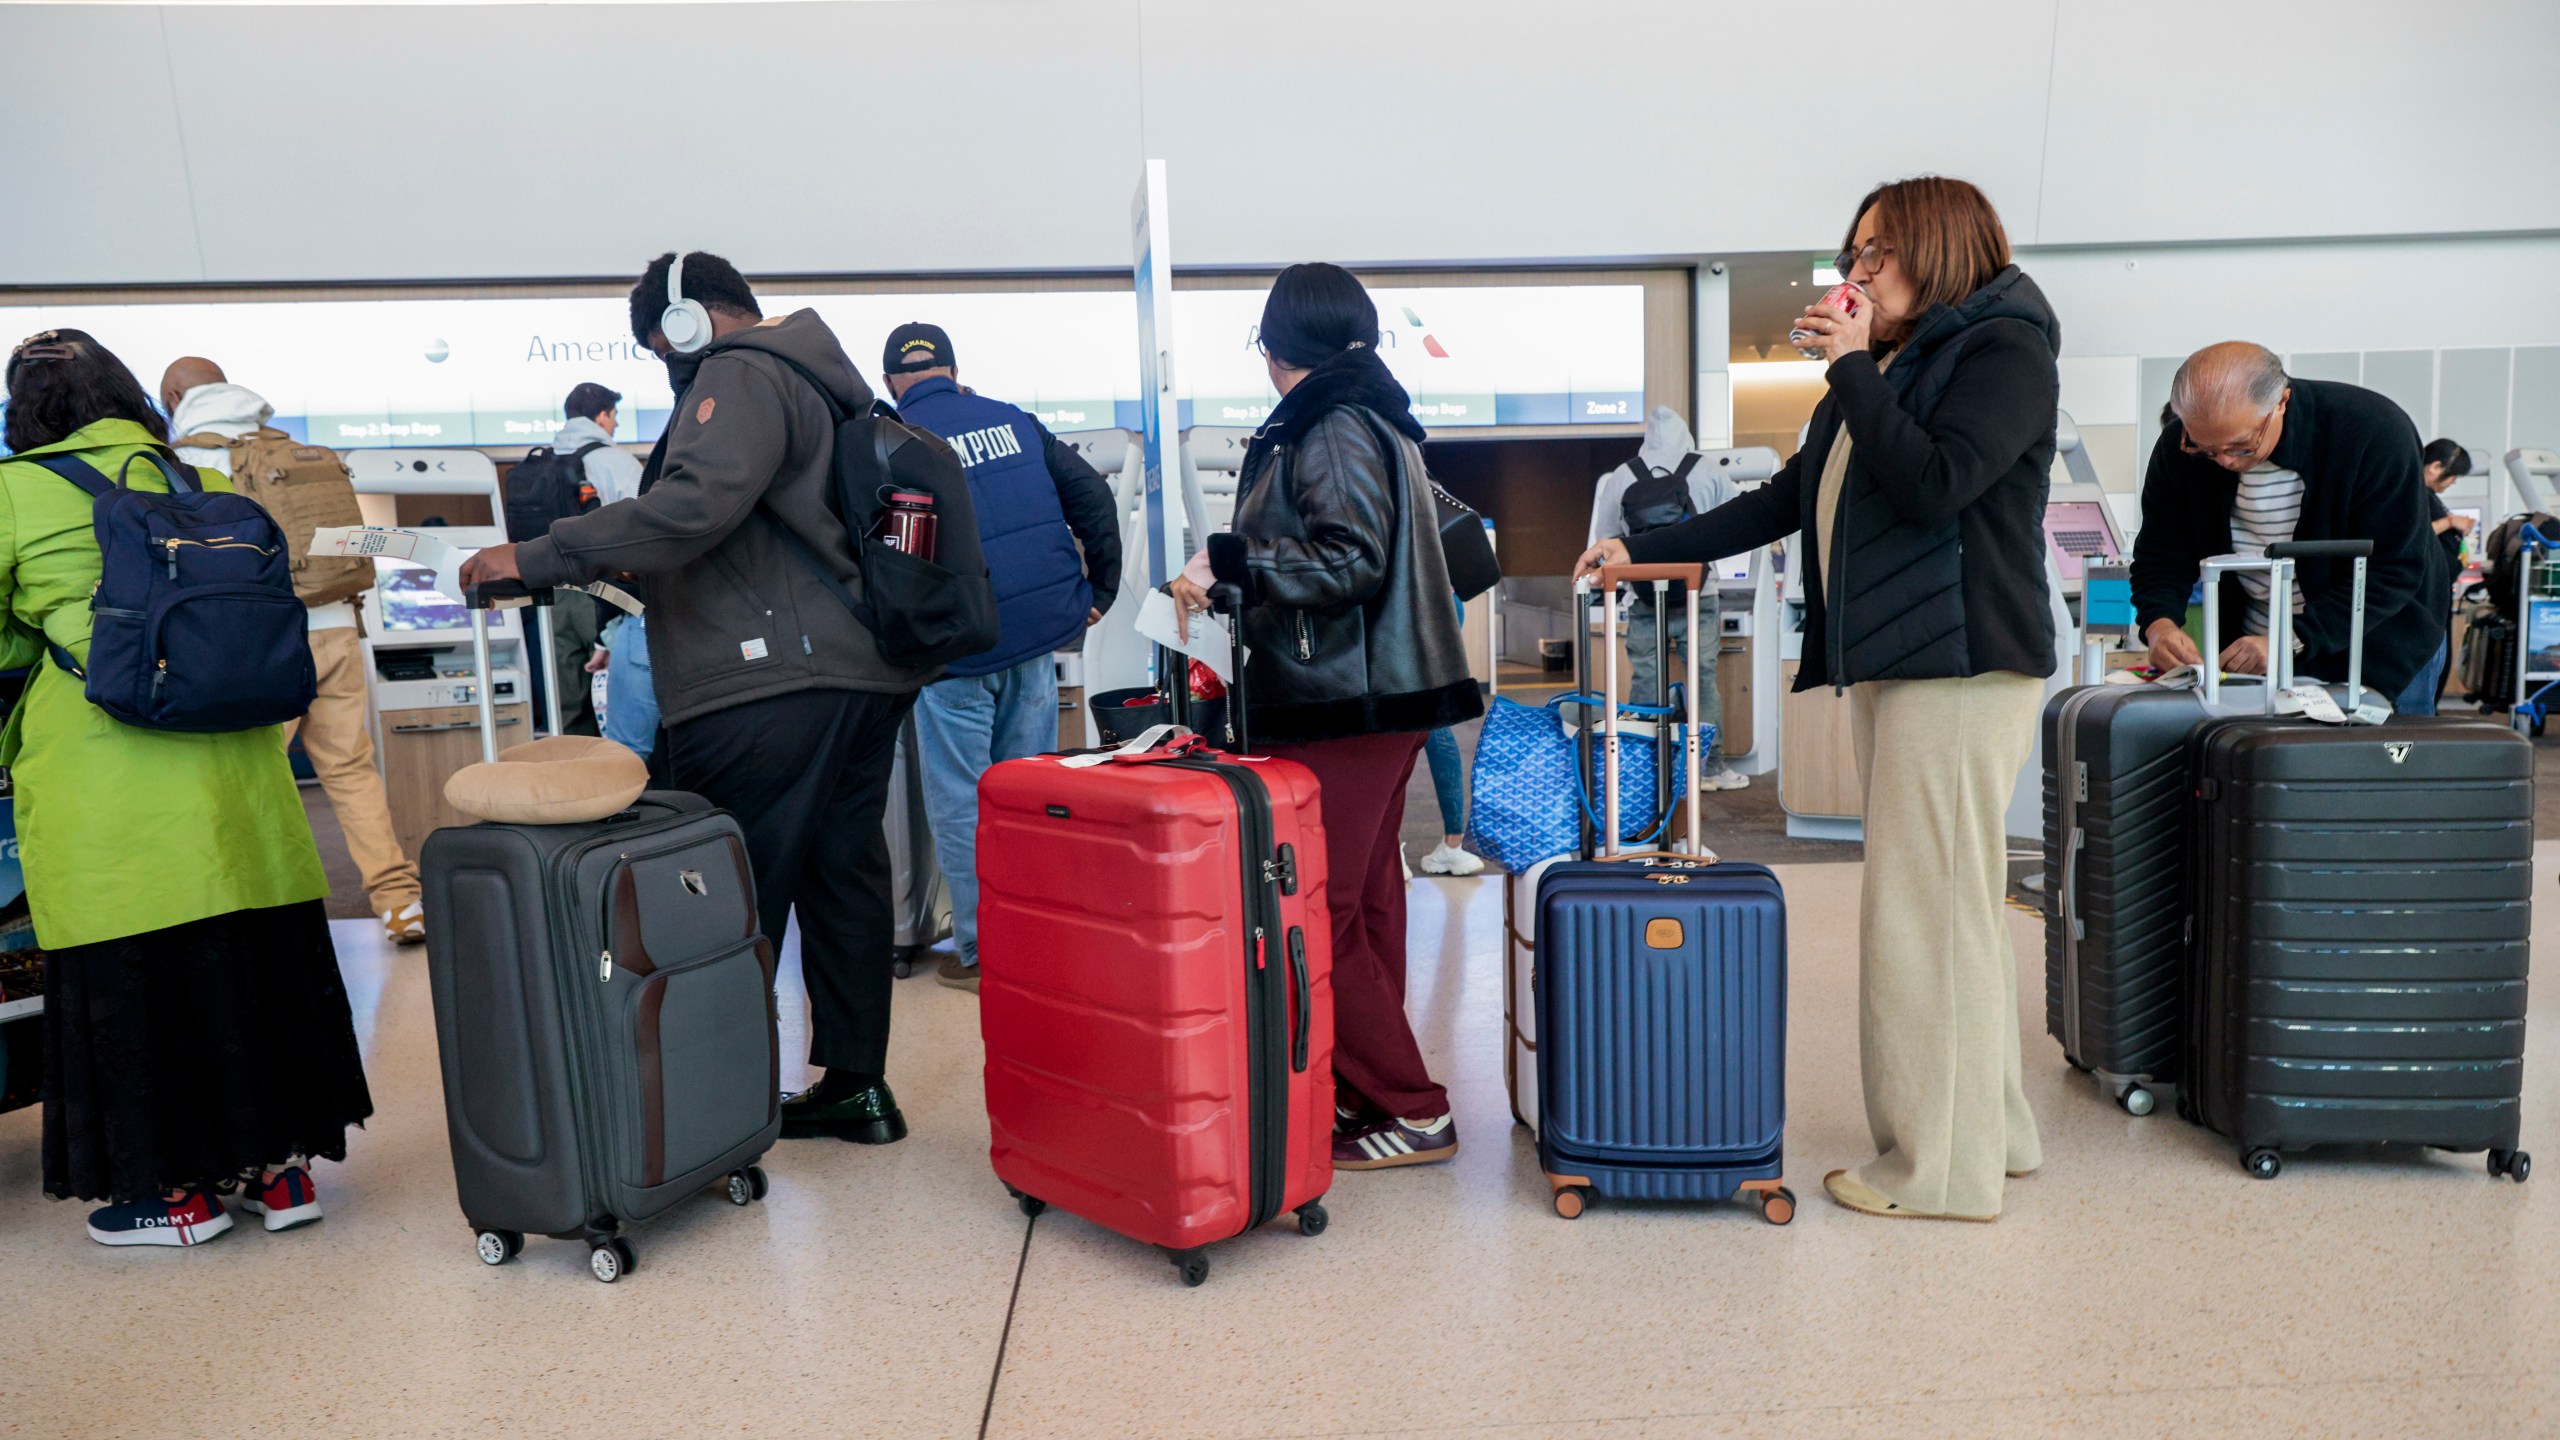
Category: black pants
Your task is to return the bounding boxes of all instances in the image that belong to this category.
[664,687,917,1075]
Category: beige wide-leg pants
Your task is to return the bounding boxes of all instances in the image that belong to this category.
[1846,670,2045,1218]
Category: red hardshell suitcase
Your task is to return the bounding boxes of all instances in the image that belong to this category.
[977,725,1335,1287]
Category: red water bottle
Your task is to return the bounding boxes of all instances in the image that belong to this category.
[876,491,938,561]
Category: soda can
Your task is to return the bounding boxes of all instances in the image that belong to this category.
[1789,282,1865,359]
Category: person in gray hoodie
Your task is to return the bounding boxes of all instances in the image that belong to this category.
[554,382,656,758]
[1585,406,1745,789]
[463,251,937,1145]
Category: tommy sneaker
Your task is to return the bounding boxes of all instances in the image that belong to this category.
[1334,1114,1460,1170]
[1418,843,1485,877]
[235,1166,325,1233]
[87,1189,234,1248]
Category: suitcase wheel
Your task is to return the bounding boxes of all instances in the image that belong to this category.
[891,947,920,980]
[1551,1186,1590,1220]
[1294,1201,1328,1237]
[2488,1149,2532,1184]
[1162,1247,1209,1288]
[1758,1187,1796,1226]
[1016,1193,1048,1220]
[2243,1148,2282,1181]
[725,1166,769,1206]
[474,1229,523,1267]
[588,1237,638,1284]
[2116,1084,2156,1118]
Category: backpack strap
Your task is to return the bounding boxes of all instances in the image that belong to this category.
[1668,452,1701,483]
[1625,457,1655,483]
[570,441,608,460]
[30,455,109,500]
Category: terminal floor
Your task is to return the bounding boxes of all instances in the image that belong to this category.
[4,853,2554,1439]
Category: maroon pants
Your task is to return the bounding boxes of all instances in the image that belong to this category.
[1259,730,1449,1121]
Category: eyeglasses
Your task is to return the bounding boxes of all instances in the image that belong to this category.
[1833,241,1897,278]
[2178,407,2278,464]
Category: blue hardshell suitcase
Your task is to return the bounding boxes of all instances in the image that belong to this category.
[1533,855,1790,1221]
[1527,566,1794,1225]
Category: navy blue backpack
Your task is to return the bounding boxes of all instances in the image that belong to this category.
[31,448,316,732]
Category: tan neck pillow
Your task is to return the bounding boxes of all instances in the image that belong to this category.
[444,735,650,825]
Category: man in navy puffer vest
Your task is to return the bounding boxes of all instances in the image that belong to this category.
[882,322,1122,991]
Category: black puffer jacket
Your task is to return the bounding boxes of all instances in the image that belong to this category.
[1625,266,2062,690]
[1206,351,1483,745]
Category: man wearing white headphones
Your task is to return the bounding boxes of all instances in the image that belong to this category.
[463,251,941,1146]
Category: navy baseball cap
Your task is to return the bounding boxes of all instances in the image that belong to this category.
[884,322,954,374]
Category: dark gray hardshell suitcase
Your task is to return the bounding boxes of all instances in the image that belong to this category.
[2043,684,2206,1115]
[424,587,780,1282]
[2182,716,2534,1182]
[2042,672,2362,1117]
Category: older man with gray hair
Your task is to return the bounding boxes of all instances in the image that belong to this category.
[2129,340,2446,711]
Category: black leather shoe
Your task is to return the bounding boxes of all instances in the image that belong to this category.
[778,1082,908,1144]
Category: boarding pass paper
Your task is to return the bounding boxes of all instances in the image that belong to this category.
[309,527,643,616]
[1135,588,1245,684]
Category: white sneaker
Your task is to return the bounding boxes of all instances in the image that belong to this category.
[1703,766,1751,792]
[1399,844,1413,882]
[1419,843,1485,877]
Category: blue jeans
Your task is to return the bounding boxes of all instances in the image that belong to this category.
[2393,639,2447,717]
[913,653,1059,968]
[604,616,658,759]
[1423,727,1465,837]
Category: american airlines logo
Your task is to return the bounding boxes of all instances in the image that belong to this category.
[947,424,1024,467]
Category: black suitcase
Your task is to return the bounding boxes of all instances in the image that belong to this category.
[423,589,782,1282]
[2179,542,2534,1183]
[2043,672,2360,1117]
[2043,684,2207,1116]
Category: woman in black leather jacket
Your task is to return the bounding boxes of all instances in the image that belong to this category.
[1170,263,1482,1170]
[1577,177,2060,1222]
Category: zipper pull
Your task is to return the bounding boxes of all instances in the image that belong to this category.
[1253,926,1267,969]
[598,950,614,982]
[165,538,180,579]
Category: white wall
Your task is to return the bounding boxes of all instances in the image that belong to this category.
[2,0,2554,285]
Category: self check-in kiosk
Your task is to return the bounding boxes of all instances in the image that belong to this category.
[345,449,531,859]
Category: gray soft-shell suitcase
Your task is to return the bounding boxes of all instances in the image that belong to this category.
[2177,543,2534,1184]
[422,588,781,1282]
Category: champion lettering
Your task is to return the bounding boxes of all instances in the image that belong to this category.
[949,423,1025,468]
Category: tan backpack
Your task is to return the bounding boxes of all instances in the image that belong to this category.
[179,427,373,608]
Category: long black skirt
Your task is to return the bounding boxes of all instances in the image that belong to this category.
[43,899,375,1204]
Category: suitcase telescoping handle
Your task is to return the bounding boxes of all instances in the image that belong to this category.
[464,579,557,764]
[1211,582,1249,753]
[1578,563,1706,860]
[2198,539,2371,714]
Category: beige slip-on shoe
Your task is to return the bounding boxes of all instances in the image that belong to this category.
[1822,1169,1997,1224]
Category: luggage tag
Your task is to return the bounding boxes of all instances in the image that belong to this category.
[2350,701,2392,726]
[1056,724,1201,769]
[2287,683,2346,725]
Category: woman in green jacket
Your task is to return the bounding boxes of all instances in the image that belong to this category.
[3,330,371,1247]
